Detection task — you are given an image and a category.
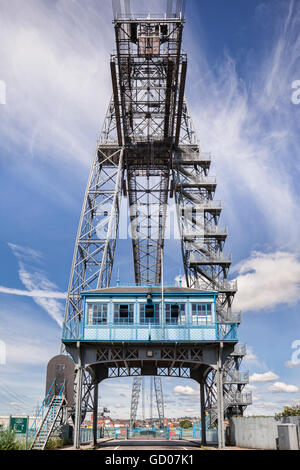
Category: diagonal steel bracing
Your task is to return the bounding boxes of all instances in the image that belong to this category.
[63,6,250,434]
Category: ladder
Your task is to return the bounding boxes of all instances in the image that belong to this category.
[28,380,66,450]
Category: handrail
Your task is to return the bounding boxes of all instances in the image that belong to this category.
[83,321,237,328]
[27,378,56,442]
[64,322,238,342]
[35,380,65,450]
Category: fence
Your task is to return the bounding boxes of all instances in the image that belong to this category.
[79,425,219,445]
[191,423,219,444]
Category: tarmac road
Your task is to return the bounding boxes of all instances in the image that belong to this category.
[97,439,205,451]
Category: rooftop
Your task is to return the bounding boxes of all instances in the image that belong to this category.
[82,286,218,295]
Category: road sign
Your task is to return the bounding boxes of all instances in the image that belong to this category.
[9,417,28,434]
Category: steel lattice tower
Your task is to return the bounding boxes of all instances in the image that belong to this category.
[59,0,251,448]
[130,376,164,428]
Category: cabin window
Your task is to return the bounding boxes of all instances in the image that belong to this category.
[87,304,108,325]
[192,303,213,325]
[140,303,160,325]
[165,304,186,325]
[114,304,134,324]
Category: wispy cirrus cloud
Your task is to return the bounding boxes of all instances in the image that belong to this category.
[0,0,113,166]
[0,286,66,299]
[0,243,65,327]
[188,0,300,251]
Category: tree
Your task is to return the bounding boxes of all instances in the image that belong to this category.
[179,420,193,429]
[276,405,300,418]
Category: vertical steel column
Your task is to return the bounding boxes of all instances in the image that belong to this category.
[74,343,83,449]
[217,343,225,449]
[93,383,98,447]
[200,380,207,446]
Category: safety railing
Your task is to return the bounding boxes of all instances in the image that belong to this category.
[189,252,232,265]
[26,378,56,447]
[223,371,249,384]
[80,428,103,444]
[192,424,220,444]
[79,425,223,445]
[226,392,252,405]
[174,152,212,163]
[230,343,247,356]
[30,381,65,450]
[214,279,237,292]
[63,322,238,342]
[177,176,217,186]
[221,311,242,324]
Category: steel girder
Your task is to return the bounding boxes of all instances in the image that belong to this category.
[130,376,164,428]
[173,101,251,424]
[154,377,165,428]
[63,100,124,339]
[62,12,251,434]
[112,16,186,422]
[130,377,142,427]
[112,17,185,286]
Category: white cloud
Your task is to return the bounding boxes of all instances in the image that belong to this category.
[244,352,258,362]
[173,385,199,396]
[18,262,65,327]
[8,243,42,263]
[0,286,66,299]
[285,360,300,369]
[250,372,279,383]
[232,251,300,312]
[245,401,283,416]
[1,303,60,367]
[184,408,198,414]
[244,384,257,391]
[0,0,169,169]
[188,1,300,251]
[3,243,65,327]
[268,382,299,393]
[0,0,114,167]
[6,341,57,366]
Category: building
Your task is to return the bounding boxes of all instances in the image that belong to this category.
[63,286,237,344]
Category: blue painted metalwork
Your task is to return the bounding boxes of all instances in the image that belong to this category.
[26,378,56,448]
[27,380,65,450]
[62,286,238,343]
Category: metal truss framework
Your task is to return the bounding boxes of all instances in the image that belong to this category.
[130,376,164,428]
[63,5,251,443]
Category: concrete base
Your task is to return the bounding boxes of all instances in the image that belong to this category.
[229,417,279,450]
[278,424,299,451]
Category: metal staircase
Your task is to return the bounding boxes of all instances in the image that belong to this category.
[206,344,252,426]
[209,391,252,426]
[28,380,66,450]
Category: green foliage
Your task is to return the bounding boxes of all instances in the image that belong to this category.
[179,419,193,429]
[45,437,64,450]
[276,405,300,418]
[0,429,22,450]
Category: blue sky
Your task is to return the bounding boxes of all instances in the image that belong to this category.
[0,0,300,420]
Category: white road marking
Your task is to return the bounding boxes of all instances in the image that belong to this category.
[114,446,120,450]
